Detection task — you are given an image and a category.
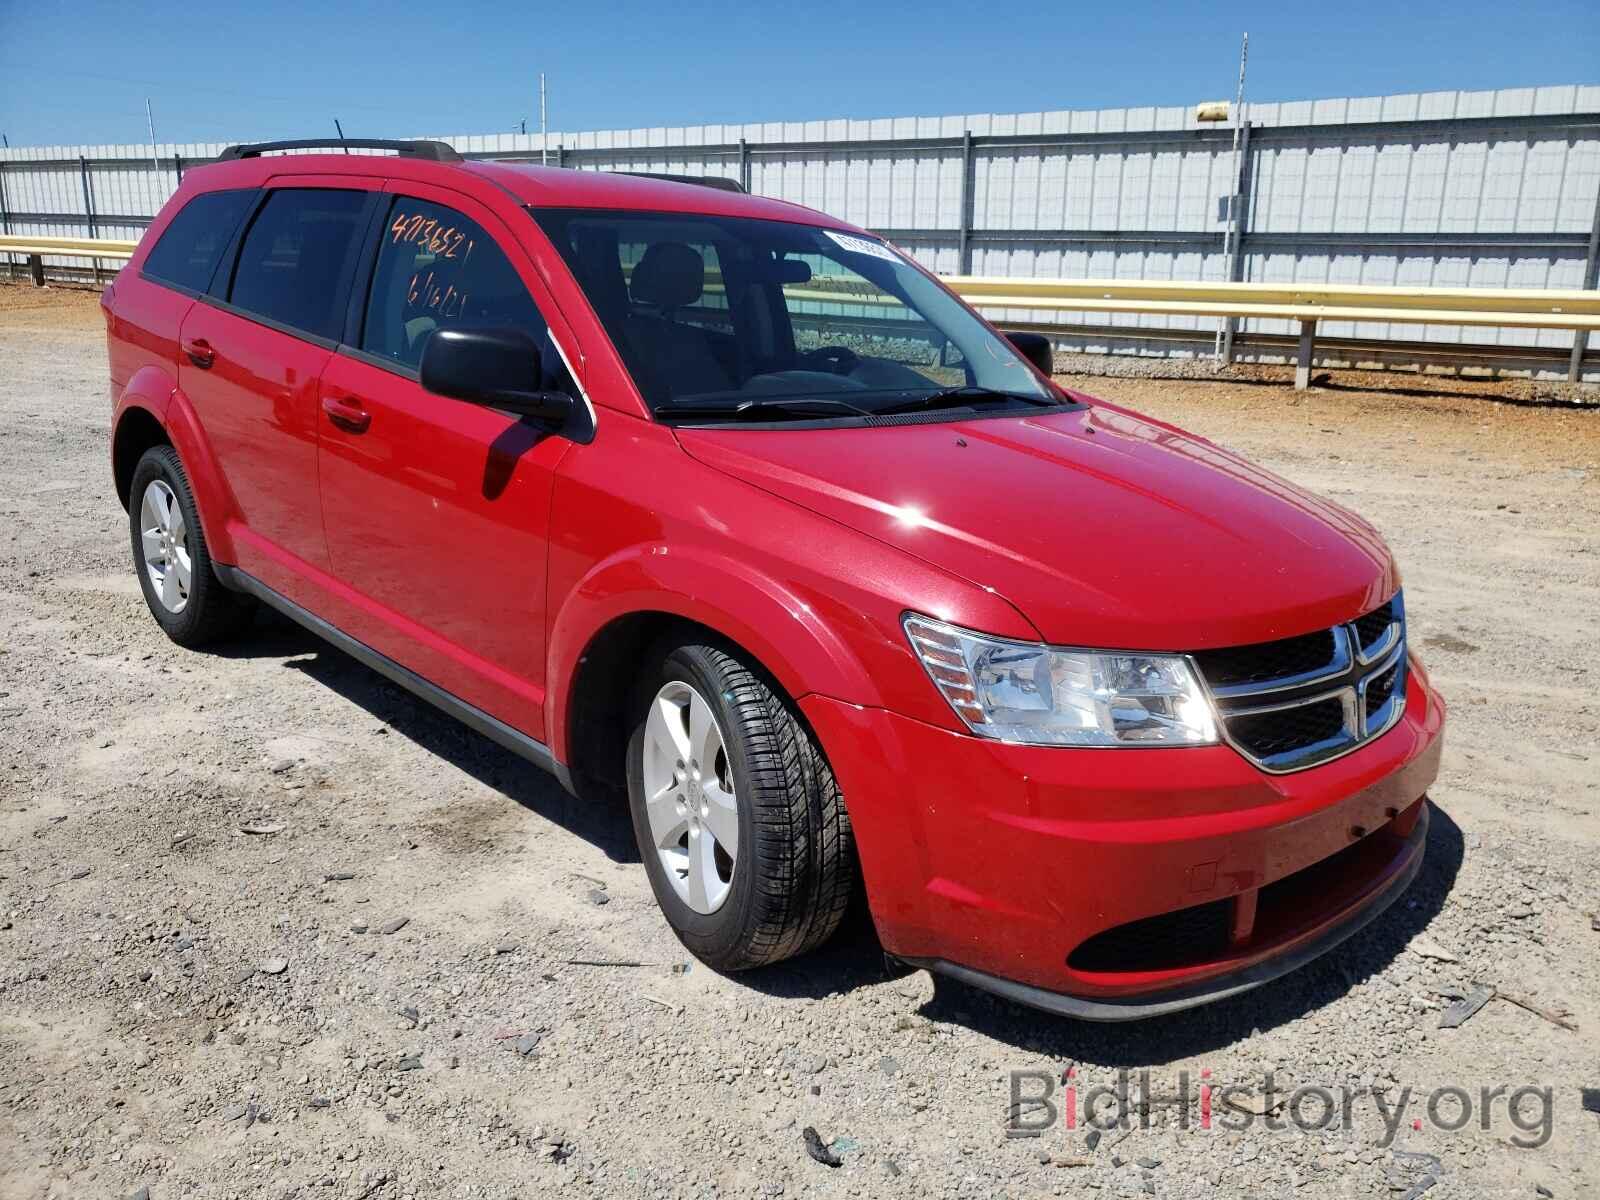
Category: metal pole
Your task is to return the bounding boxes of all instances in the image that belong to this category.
[738,137,750,192]
[0,161,13,282]
[1569,182,1600,383]
[145,97,161,178]
[1214,32,1249,360]
[540,73,548,167]
[958,130,975,275]
[1219,118,1253,364]
[79,155,101,287]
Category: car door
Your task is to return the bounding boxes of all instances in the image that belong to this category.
[316,182,583,739]
[178,179,380,601]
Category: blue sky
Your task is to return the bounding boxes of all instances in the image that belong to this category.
[0,0,1595,147]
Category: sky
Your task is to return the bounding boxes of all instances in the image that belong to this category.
[0,0,1596,148]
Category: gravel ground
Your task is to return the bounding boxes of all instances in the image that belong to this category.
[2,285,1597,1200]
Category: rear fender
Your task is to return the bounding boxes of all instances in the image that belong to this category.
[113,376,240,564]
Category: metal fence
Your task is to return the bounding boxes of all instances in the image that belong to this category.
[3,84,1597,381]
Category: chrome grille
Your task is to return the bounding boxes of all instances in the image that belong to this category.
[1194,593,1408,773]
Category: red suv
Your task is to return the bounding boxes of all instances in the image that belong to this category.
[104,139,1443,1019]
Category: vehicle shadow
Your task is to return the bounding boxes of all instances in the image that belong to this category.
[742,804,1466,1063]
[208,610,641,865]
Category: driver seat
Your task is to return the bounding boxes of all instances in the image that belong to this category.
[624,242,732,397]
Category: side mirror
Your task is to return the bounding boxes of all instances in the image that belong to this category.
[1003,330,1054,377]
[419,327,574,424]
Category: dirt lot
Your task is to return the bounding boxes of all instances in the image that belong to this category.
[1,285,1597,1200]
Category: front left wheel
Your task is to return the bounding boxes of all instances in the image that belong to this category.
[128,444,255,646]
[626,639,856,972]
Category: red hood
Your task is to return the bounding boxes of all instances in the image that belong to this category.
[675,402,1397,651]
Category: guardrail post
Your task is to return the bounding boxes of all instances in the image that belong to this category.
[958,130,975,275]
[1294,319,1317,389]
[28,253,44,286]
[1570,183,1600,383]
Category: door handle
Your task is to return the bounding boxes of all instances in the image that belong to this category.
[182,337,214,369]
[322,395,372,434]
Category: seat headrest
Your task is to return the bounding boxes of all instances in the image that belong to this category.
[630,242,704,309]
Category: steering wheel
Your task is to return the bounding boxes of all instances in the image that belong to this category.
[798,345,860,375]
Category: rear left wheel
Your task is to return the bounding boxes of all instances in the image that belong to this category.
[626,640,856,971]
[129,445,255,646]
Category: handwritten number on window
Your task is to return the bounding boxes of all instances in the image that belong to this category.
[389,211,474,260]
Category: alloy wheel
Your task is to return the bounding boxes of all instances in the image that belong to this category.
[139,479,191,614]
[640,680,739,914]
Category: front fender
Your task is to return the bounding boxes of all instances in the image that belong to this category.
[545,541,885,763]
[114,377,240,564]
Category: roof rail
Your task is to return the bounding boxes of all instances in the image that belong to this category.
[217,138,462,162]
[612,171,746,194]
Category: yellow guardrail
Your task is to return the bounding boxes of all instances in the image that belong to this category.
[943,275,1600,328]
[5,235,1594,386]
[0,233,139,260]
[942,275,1600,386]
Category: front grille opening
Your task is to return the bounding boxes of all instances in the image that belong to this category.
[1352,600,1394,653]
[1192,628,1338,688]
[1228,697,1345,760]
[1366,661,1399,712]
[1067,897,1231,974]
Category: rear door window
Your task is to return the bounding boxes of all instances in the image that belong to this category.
[227,189,372,341]
[360,196,548,373]
[142,189,255,293]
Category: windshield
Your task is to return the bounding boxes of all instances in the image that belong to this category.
[533,208,1058,422]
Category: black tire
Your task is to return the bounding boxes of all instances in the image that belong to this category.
[627,640,856,971]
[128,444,255,647]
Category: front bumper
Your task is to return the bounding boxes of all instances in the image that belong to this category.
[800,654,1444,1019]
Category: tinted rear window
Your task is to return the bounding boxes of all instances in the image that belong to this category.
[142,189,255,293]
[228,189,371,341]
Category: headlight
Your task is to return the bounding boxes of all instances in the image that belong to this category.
[903,614,1218,747]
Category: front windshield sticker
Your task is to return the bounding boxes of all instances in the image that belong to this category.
[822,229,902,265]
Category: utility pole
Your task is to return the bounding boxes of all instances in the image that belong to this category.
[145,97,162,183]
[1214,32,1249,362]
[540,73,548,166]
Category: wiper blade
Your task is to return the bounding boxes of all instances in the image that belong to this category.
[660,396,873,421]
[876,386,1059,415]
